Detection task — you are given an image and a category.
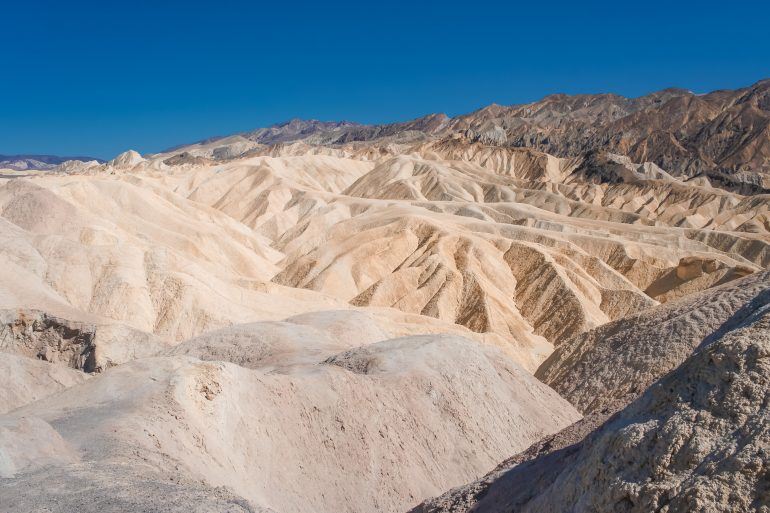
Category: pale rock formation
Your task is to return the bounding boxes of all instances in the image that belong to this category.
[108,149,145,169]
[0,330,579,513]
[0,308,168,372]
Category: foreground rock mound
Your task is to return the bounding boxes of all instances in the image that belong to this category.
[0,323,579,513]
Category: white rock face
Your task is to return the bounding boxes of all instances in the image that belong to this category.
[108,149,145,169]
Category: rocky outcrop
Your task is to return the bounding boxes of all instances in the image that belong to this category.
[411,282,770,513]
[0,309,168,372]
[0,309,98,371]
[537,270,770,414]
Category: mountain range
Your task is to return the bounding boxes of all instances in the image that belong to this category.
[164,79,770,193]
[0,154,103,172]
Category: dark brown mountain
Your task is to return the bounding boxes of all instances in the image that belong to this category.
[452,80,770,192]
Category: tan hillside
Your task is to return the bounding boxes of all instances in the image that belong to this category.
[4,146,765,370]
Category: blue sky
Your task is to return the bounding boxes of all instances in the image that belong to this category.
[2,0,769,159]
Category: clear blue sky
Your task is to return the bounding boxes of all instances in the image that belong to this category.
[3,0,769,159]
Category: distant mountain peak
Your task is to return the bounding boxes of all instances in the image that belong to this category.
[0,154,104,171]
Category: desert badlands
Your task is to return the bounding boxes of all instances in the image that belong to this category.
[1,80,770,512]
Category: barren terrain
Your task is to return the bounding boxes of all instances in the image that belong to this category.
[1,82,769,512]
